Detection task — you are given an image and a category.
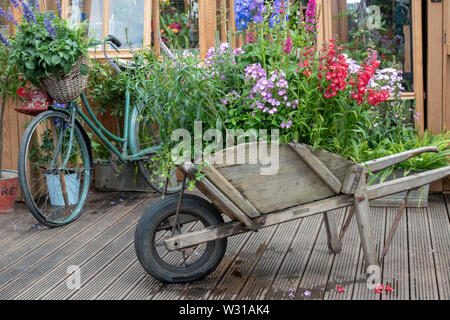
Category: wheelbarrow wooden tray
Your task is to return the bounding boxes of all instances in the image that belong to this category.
[165,142,450,269]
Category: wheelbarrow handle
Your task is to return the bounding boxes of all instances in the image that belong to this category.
[362,147,439,173]
[367,165,450,200]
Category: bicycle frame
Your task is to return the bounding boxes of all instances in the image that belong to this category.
[54,89,161,167]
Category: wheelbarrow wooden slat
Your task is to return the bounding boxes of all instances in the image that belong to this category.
[288,142,343,194]
[201,164,260,218]
[367,166,450,200]
[164,194,355,251]
[363,147,439,173]
[205,143,355,214]
[181,162,259,230]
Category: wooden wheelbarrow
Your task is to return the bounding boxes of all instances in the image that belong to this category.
[134,143,450,284]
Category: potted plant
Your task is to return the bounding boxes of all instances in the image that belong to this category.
[27,122,82,206]
[0,29,22,213]
[6,1,91,104]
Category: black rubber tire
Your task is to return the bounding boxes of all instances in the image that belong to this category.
[134,194,227,283]
[18,110,92,228]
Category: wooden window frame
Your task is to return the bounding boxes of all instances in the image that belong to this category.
[59,0,152,59]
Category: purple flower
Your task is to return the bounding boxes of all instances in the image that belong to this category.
[280,120,292,129]
[44,13,57,39]
[57,0,62,17]
[0,33,10,47]
[0,6,18,26]
[20,0,37,24]
[10,0,20,8]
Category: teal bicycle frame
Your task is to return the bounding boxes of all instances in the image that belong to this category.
[54,88,161,168]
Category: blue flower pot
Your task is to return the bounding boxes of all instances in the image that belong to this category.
[45,173,80,207]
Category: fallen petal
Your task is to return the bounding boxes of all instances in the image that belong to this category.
[385,286,394,292]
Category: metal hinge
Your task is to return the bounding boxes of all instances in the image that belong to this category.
[444,31,447,44]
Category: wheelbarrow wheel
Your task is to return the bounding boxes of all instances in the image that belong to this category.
[135,194,227,283]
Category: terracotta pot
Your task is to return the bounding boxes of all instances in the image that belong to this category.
[0,170,19,214]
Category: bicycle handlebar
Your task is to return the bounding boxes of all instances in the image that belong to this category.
[105,35,122,48]
[102,35,122,74]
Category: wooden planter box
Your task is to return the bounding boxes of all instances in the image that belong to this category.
[94,162,153,192]
[369,170,429,207]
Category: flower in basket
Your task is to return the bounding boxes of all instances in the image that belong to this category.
[4,1,91,98]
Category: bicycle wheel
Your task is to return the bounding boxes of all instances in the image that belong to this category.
[134,194,227,283]
[18,111,92,227]
[133,106,186,194]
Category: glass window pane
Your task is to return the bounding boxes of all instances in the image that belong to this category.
[109,0,144,48]
[160,0,199,52]
[66,0,103,41]
[334,0,414,92]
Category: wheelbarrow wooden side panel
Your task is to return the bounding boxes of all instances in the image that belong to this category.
[168,164,450,252]
[204,143,355,214]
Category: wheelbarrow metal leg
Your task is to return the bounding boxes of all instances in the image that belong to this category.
[323,211,342,254]
[354,175,378,270]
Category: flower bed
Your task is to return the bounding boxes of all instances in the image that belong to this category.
[82,1,450,187]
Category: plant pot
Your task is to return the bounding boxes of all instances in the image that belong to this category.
[94,162,153,192]
[45,172,81,206]
[0,170,19,214]
[369,170,430,208]
[41,56,89,104]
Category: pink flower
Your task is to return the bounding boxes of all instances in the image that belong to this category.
[283,36,292,54]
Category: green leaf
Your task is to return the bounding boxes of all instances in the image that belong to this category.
[80,63,89,75]
[51,55,61,65]
[62,62,72,74]
[25,61,35,70]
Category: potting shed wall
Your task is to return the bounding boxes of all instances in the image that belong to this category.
[1,0,449,201]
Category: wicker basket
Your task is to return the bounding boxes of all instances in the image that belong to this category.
[41,56,89,105]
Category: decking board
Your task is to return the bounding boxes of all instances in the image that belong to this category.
[13,196,152,300]
[265,215,322,300]
[381,207,410,300]
[0,190,448,300]
[324,207,363,300]
[408,205,439,300]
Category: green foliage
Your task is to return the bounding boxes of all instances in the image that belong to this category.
[9,12,91,87]
[86,61,128,118]
[355,127,450,183]
[0,38,22,98]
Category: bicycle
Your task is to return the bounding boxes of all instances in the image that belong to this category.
[18,35,185,228]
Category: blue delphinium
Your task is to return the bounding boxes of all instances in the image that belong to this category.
[235,0,265,31]
[269,0,289,28]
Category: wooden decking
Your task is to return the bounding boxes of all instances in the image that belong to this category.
[0,191,448,300]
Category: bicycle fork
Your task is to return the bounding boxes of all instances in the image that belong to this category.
[49,104,77,171]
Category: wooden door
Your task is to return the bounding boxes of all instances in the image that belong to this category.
[443,0,450,191]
